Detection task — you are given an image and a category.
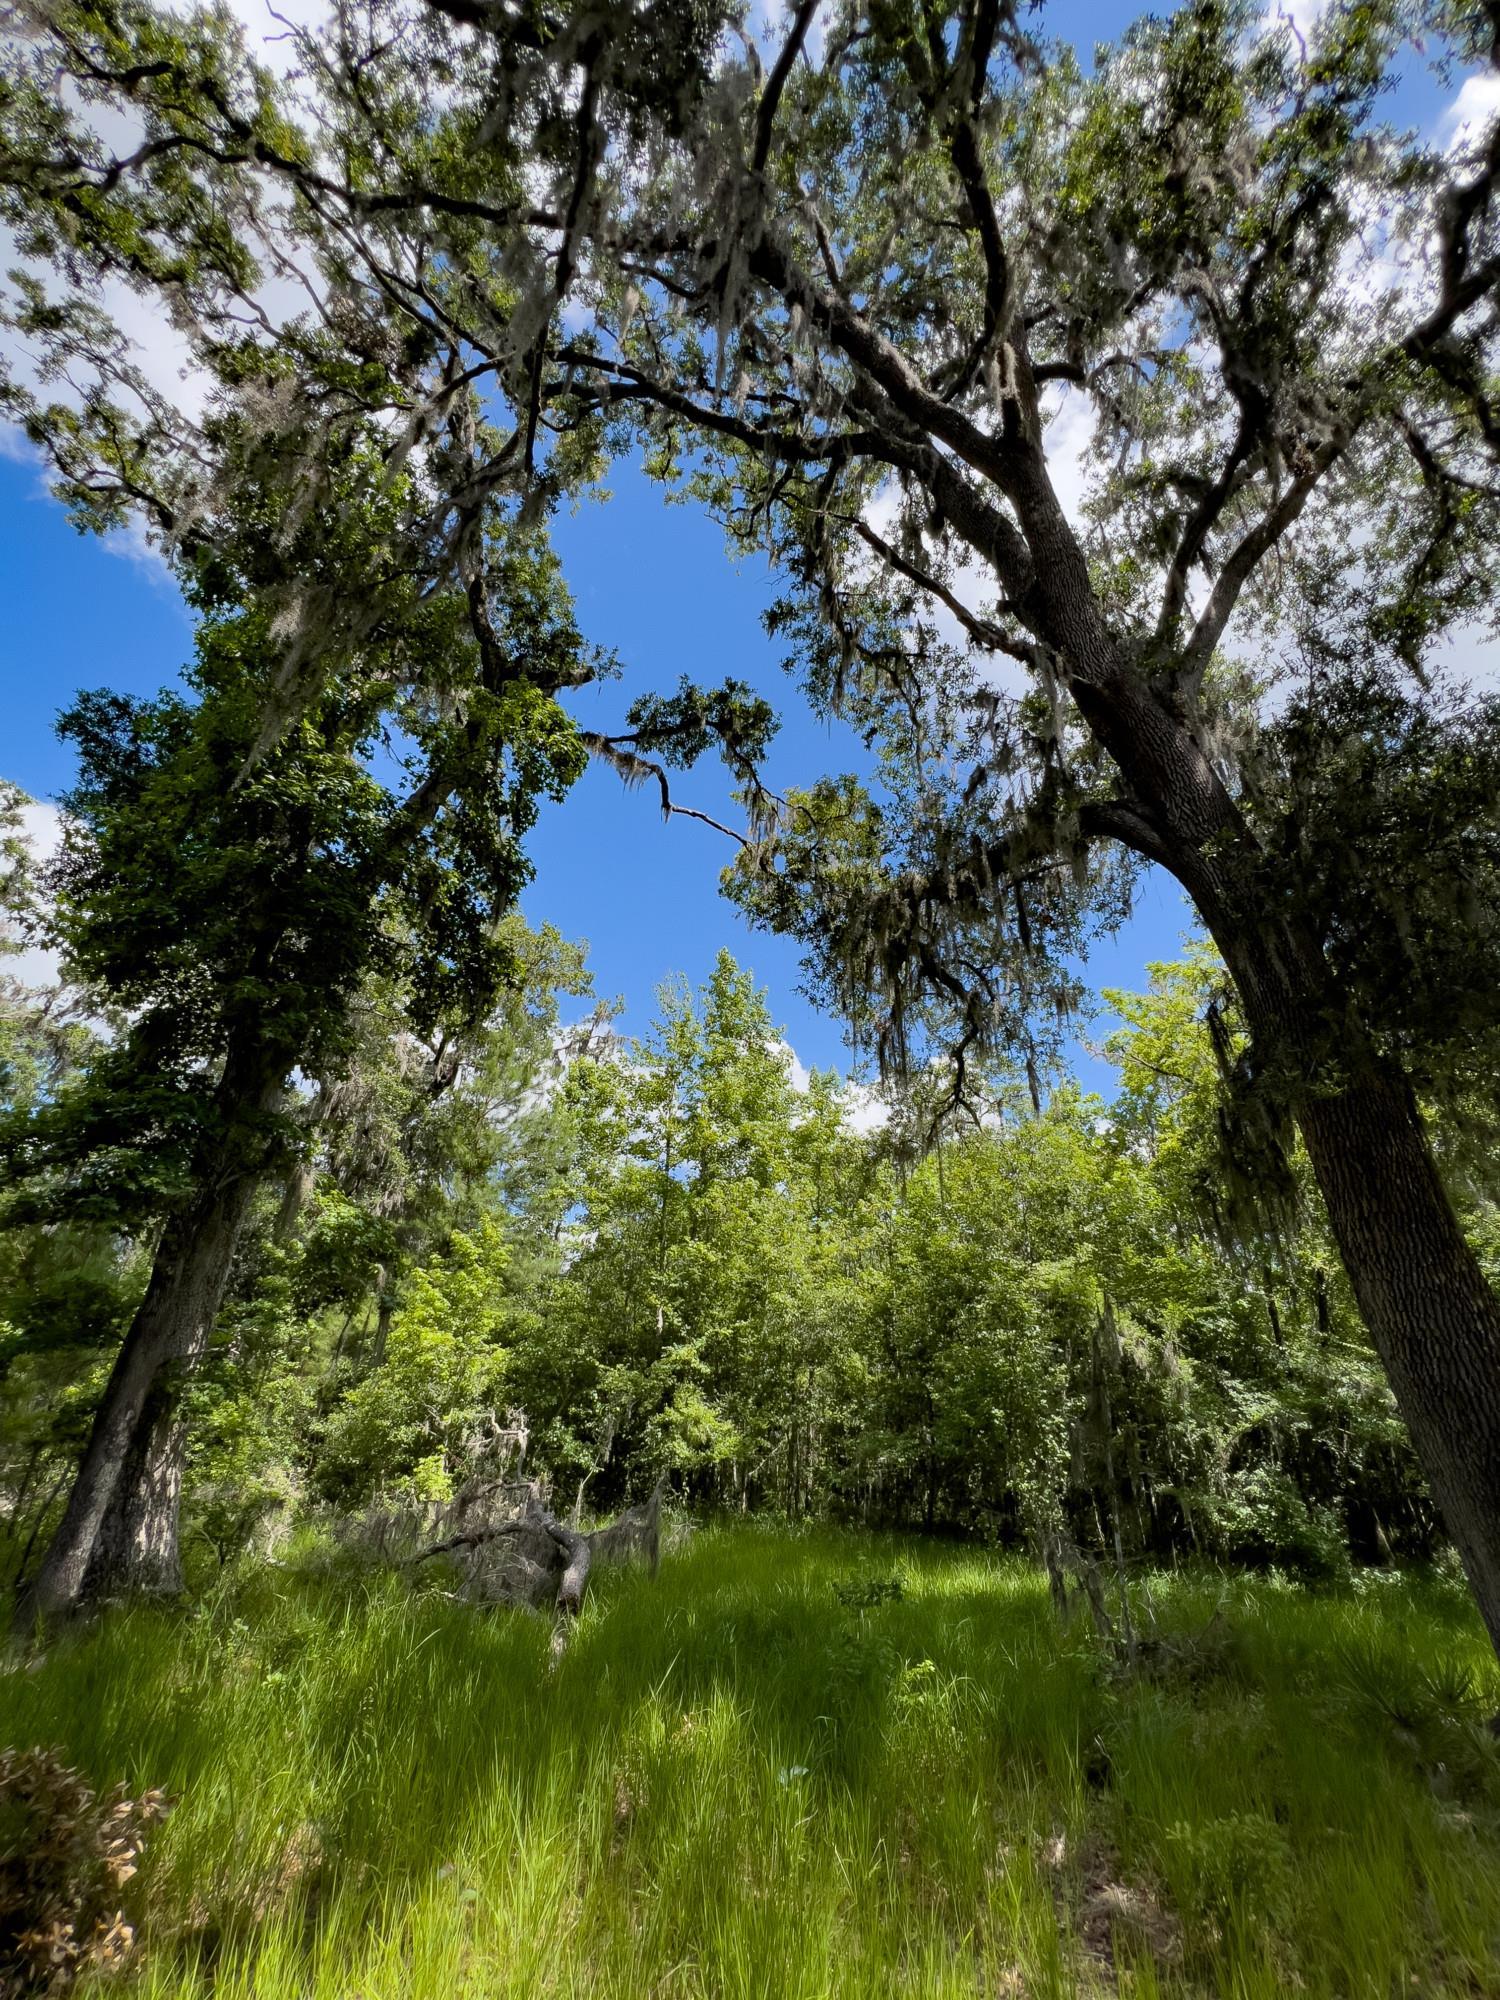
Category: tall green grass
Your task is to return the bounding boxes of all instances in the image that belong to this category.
[5,1526,1500,1996]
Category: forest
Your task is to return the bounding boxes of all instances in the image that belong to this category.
[2,0,1500,1992]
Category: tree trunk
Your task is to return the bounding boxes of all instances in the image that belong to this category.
[1015,501,1500,1659]
[15,1109,272,1630]
[1166,830,1500,1656]
[79,1389,186,1603]
[372,1274,394,1366]
[1176,822,1500,1654]
[1292,1062,1500,1648]
[1188,862,1500,1658]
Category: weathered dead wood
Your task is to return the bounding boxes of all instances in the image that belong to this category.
[1039,1527,1118,1648]
[417,1517,536,1561]
[413,1480,663,1622]
[546,1518,591,1618]
[589,1482,662,1578]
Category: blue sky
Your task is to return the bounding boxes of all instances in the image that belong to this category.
[0,446,1196,1091]
[535,464,1198,1085]
[2,0,1491,1090]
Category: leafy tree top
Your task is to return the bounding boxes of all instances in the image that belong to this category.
[2,0,1498,1115]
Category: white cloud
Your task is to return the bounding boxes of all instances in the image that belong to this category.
[772,1038,812,1092]
[1263,0,1331,41]
[1441,70,1500,156]
[1040,382,1094,533]
[839,1080,890,1135]
[3,798,66,989]
[99,509,180,583]
[773,1035,892,1132]
[1433,619,1500,696]
[861,479,1032,696]
[17,799,63,858]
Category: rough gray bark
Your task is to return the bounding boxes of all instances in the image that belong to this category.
[79,1393,186,1603]
[15,1062,283,1631]
[1285,1055,1500,1647]
[1079,634,1500,1662]
[417,1482,662,1621]
[1159,796,1500,1664]
[956,422,1500,1662]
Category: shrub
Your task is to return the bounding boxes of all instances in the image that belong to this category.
[0,1748,169,1996]
[1161,1810,1292,1939]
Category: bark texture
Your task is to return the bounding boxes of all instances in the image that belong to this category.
[79,1394,186,1603]
[16,1060,282,1629]
[973,427,1500,1661]
[1295,1066,1500,1643]
[1070,607,1500,1658]
[417,1481,663,1622]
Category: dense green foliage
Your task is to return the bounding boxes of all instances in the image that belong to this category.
[486,951,1436,1576]
[5,1526,1499,1997]
[1,498,588,1214]
[5,0,1496,1103]
[3,0,1500,1646]
[0,462,595,1607]
[7,922,1469,1590]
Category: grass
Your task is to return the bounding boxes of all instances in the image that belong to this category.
[6,1524,1500,1997]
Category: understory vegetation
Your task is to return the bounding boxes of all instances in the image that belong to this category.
[5,1526,1500,1999]
[7,940,1485,1595]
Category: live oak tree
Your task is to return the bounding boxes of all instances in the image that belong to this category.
[235,0,1500,1649]
[5,0,1500,1646]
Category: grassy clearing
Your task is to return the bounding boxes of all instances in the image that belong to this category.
[5,1525,1500,1997]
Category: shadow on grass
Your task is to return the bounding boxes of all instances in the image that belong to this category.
[3,1526,1499,1997]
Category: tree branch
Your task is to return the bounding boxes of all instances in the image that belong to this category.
[753,0,819,174]
[579,733,747,846]
[851,517,1038,666]
[1078,797,1182,876]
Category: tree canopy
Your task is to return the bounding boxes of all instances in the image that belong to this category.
[3,0,1500,1653]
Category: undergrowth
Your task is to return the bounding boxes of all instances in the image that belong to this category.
[4,1527,1500,1997]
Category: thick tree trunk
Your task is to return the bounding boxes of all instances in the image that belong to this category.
[79,1391,186,1603]
[1182,849,1500,1660]
[1007,482,1500,1659]
[1183,838,1500,1653]
[372,1277,394,1366]
[1293,1063,1500,1646]
[1105,715,1500,1652]
[15,1111,271,1630]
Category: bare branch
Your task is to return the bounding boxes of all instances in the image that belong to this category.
[753,0,819,175]
[580,732,748,846]
[851,517,1039,667]
[1178,445,1340,680]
